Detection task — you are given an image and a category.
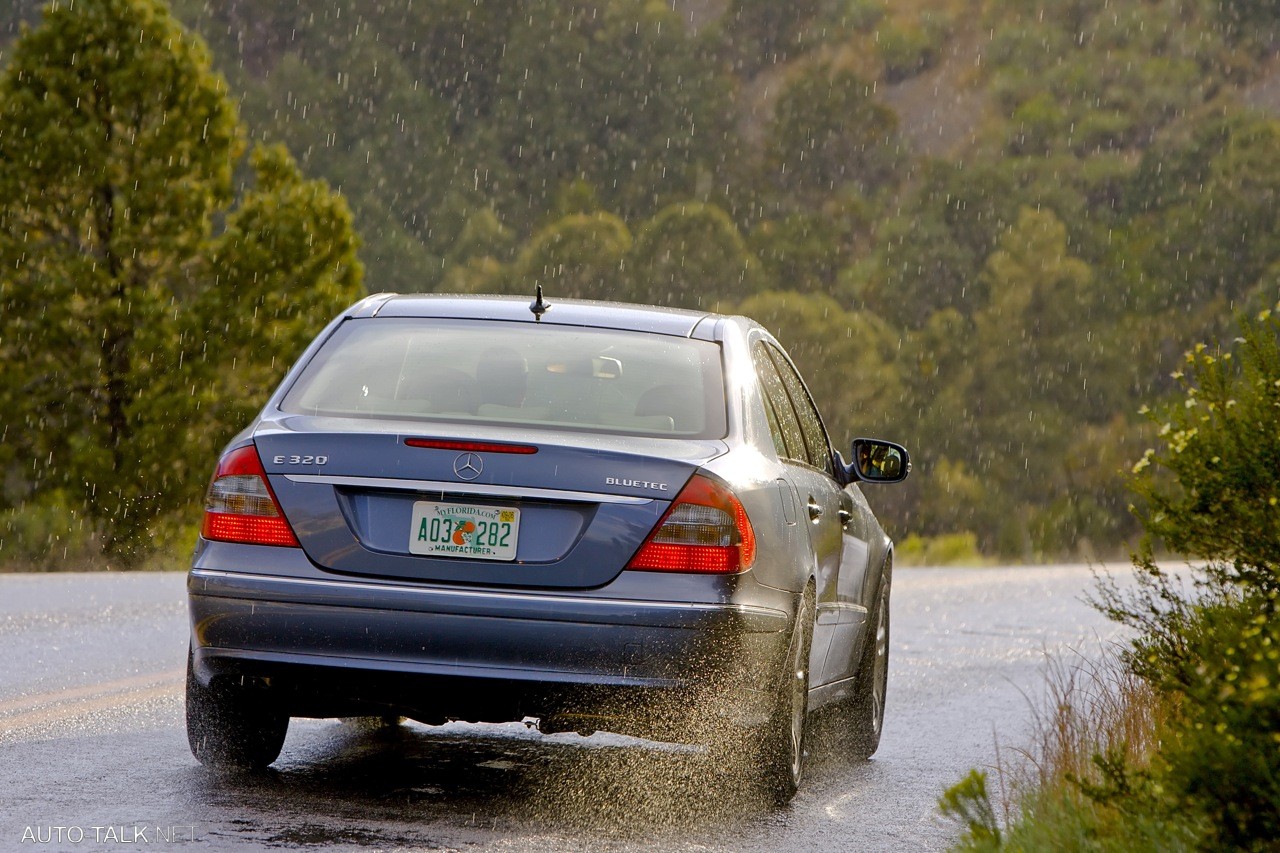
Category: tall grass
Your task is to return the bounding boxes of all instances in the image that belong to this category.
[942,644,1201,850]
[995,646,1165,810]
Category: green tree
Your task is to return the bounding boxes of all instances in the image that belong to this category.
[490,0,732,220]
[1214,0,1280,51]
[842,157,1024,330]
[890,208,1108,557]
[765,61,901,205]
[190,144,362,441]
[628,202,755,306]
[983,0,1214,154]
[0,0,361,559]
[967,208,1098,555]
[854,210,979,329]
[514,212,633,300]
[722,0,822,76]
[1136,111,1280,312]
[232,27,458,293]
[749,211,859,295]
[0,0,238,546]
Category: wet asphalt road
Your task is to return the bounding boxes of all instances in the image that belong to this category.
[0,564,1134,852]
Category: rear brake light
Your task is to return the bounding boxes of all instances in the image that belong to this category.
[201,444,300,547]
[626,473,756,574]
[404,437,538,454]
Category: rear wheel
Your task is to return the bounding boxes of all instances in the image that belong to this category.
[759,585,815,804]
[848,570,890,759]
[186,650,288,772]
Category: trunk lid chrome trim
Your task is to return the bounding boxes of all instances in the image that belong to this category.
[284,474,654,505]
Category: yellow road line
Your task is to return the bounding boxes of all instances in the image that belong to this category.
[0,669,184,733]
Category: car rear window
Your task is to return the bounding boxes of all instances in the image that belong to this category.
[280,318,728,439]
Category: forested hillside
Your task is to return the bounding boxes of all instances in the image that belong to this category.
[1,0,1276,564]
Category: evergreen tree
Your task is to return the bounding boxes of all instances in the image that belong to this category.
[628,202,755,306]
[765,62,902,205]
[0,0,361,559]
[514,212,632,300]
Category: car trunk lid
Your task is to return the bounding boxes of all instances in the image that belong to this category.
[254,417,726,589]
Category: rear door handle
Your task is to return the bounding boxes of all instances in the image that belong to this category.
[807,499,823,522]
[838,508,853,525]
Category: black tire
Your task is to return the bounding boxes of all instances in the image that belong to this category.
[186,650,289,772]
[759,585,815,805]
[848,569,891,759]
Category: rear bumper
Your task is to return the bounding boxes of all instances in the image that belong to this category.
[188,565,792,736]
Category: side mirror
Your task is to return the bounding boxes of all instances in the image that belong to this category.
[848,438,910,484]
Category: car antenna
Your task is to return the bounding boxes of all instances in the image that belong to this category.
[529,284,550,322]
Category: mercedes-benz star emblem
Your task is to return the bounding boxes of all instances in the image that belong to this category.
[453,452,483,481]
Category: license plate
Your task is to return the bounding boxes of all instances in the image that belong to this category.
[409,501,520,561]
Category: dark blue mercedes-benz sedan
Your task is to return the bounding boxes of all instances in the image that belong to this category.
[186,292,909,802]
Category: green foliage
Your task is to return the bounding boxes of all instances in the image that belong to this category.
[812,0,886,37]
[1214,0,1280,50]
[0,0,361,561]
[1155,596,1280,846]
[877,12,951,83]
[629,202,755,305]
[489,0,732,220]
[750,211,860,294]
[1077,307,1280,847]
[515,213,634,300]
[448,209,517,268]
[0,495,100,571]
[204,0,736,286]
[723,0,823,76]
[984,0,1220,155]
[1130,309,1280,590]
[856,159,1021,328]
[939,770,1002,849]
[967,769,1203,852]
[1130,111,1280,312]
[1007,93,1069,156]
[895,532,985,567]
[1097,312,1280,677]
[940,641,1210,851]
[192,143,363,442]
[765,61,902,204]
[887,208,1123,556]
[0,0,238,553]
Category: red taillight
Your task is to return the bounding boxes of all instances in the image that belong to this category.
[626,473,756,574]
[201,444,300,547]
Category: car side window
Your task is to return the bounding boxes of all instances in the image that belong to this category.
[760,383,790,459]
[766,345,835,477]
[752,342,805,463]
